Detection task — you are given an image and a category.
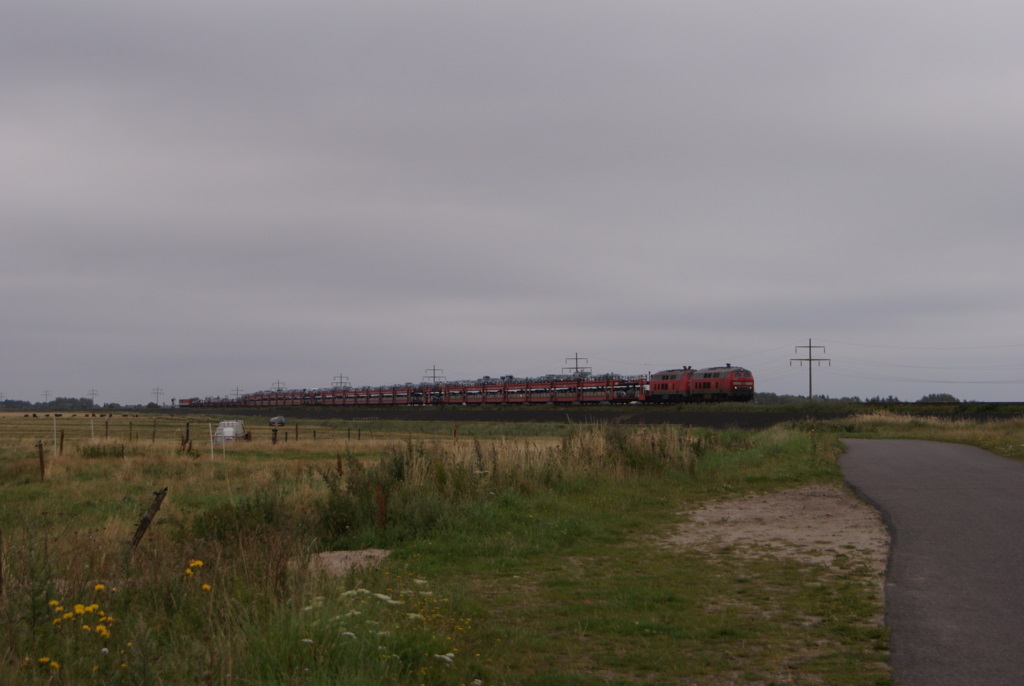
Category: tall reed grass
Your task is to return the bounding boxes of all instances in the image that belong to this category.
[0,422,709,684]
[819,411,1024,462]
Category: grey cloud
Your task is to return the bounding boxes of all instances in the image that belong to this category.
[3,1,1024,403]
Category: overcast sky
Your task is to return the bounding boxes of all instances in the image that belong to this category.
[4,2,1024,405]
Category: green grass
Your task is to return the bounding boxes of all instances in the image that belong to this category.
[0,414,899,684]
[384,428,888,685]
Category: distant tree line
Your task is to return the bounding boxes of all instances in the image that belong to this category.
[754,392,961,404]
[0,397,130,412]
[753,392,864,404]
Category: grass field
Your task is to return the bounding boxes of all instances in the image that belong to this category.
[4,409,1016,684]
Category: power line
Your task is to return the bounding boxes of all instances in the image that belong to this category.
[563,353,592,376]
[818,338,1024,351]
[423,366,446,383]
[820,368,1024,385]
[791,338,830,398]
[837,355,1017,371]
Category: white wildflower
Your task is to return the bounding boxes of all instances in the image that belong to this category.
[373,593,403,606]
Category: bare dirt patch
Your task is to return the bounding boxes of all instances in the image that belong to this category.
[670,484,889,581]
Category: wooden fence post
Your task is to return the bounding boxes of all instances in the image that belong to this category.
[127,487,168,552]
[36,441,45,482]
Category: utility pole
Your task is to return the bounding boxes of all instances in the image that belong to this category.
[231,387,244,400]
[272,380,286,392]
[423,366,446,383]
[563,353,592,377]
[152,387,164,405]
[791,338,830,399]
[332,373,350,389]
[42,390,51,403]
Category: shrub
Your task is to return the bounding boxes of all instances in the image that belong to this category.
[190,488,288,543]
[310,424,700,549]
[79,443,126,459]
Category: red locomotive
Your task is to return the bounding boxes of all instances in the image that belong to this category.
[179,363,754,408]
[648,364,755,403]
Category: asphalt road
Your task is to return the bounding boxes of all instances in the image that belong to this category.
[840,439,1024,686]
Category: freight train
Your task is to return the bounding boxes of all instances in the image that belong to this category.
[179,364,754,408]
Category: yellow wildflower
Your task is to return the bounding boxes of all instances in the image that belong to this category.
[189,559,204,568]
[201,584,212,592]
[94,583,106,591]
[48,600,59,608]
[74,604,86,615]
[38,657,50,664]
